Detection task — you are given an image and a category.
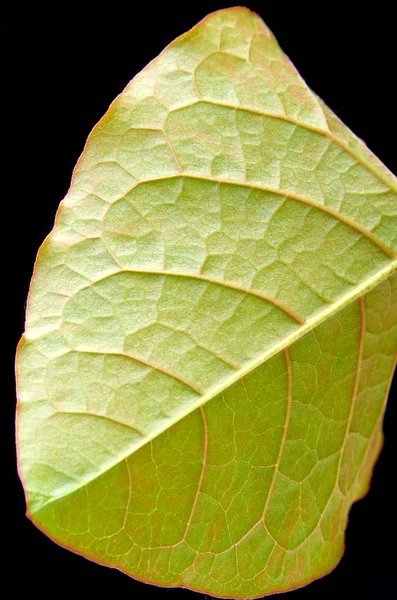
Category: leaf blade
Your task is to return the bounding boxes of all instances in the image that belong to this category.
[17,7,397,597]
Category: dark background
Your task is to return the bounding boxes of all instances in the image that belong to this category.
[7,2,396,598]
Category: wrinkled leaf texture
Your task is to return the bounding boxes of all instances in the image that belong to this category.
[17,7,397,599]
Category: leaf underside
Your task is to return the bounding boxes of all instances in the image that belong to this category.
[17,8,397,598]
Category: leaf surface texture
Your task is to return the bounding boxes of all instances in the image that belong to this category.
[17,8,397,598]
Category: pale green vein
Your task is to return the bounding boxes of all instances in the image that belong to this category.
[74,350,204,396]
[337,296,367,493]
[132,174,396,259]
[100,268,306,325]
[263,348,293,532]
[347,351,397,496]
[50,411,147,437]
[182,406,209,542]
[226,348,294,552]
[148,321,240,370]
[186,99,397,195]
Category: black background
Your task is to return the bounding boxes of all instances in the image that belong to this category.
[7,2,396,598]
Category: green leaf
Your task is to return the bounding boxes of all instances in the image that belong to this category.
[16,7,397,598]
